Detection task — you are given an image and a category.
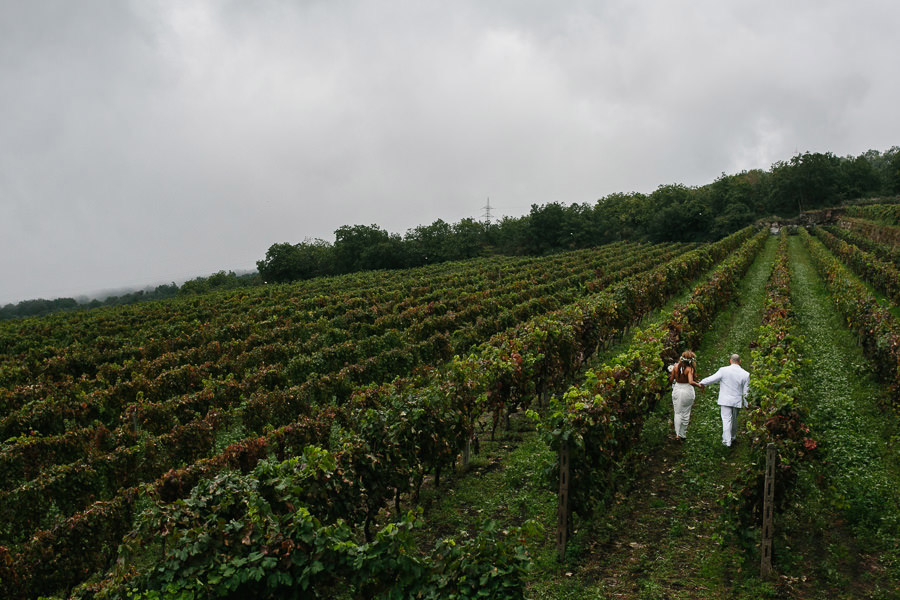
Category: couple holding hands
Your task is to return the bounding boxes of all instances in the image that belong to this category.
[667,351,749,447]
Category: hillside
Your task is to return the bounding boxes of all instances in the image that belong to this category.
[1,205,899,598]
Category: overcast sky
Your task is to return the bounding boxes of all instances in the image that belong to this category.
[2,0,899,305]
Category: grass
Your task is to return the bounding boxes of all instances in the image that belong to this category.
[772,234,900,599]
[418,424,561,571]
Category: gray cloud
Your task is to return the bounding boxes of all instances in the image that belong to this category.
[2,0,899,304]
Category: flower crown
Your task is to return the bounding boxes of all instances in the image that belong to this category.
[679,356,695,364]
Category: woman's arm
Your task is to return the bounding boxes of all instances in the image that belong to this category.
[688,368,701,387]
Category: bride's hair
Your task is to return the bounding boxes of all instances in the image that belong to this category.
[675,350,696,380]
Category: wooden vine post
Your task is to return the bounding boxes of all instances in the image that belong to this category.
[761,442,776,577]
[557,442,570,562]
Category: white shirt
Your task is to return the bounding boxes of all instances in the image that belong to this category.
[700,363,750,408]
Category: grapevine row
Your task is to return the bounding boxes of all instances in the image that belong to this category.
[839,215,900,248]
[826,223,900,268]
[724,230,816,535]
[541,228,768,520]
[798,227,900,398]
[87,226,763,596]
[845,202,900,226]
[0,242,669,418]
[0,230,756,597]
[0,243,637,393]
[0,245,688,509]
[0,242,675,424]
[0,244,639,366]
[812,226,900,305]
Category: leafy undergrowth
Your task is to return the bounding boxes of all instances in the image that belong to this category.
[416,422,560,574]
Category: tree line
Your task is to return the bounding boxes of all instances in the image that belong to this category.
[0,271,260,321]
[258,147,900,283]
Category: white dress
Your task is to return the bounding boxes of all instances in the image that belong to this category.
[670,366,695,438]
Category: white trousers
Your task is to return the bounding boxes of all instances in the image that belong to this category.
[720,405,740,446]
[671,383,695,438]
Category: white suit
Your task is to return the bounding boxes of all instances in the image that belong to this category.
[699,363,750,447]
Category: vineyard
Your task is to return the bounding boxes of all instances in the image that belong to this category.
[2,206,900,599]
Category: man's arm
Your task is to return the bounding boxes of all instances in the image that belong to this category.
[742,374,750,406]
[699,367,724,387]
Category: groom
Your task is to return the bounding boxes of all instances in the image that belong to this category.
[699,354,750,447]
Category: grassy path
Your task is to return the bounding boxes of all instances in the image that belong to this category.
[772,235,900,599]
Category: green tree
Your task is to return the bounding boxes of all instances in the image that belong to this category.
[292,239,336,279]
[768,152,842,215]
[404,219,453,264]
[334,224,407,272]
[491,214,529,255]
[888,150,900,194]
[704,171,764,238]
[645,184,709,242]
[840,155,880,199]
[594,192,652,241]
[448,218,488,260]
[257,242,305,283]
[525,202,567,253]
[256,240,333,283]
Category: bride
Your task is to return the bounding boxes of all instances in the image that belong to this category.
[668,350,702,440]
